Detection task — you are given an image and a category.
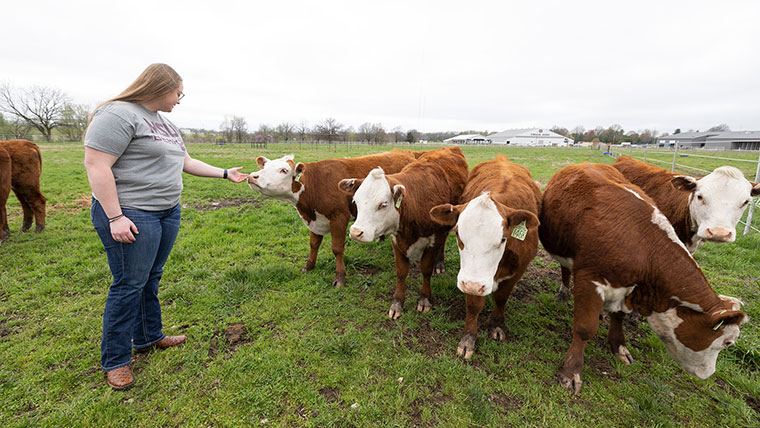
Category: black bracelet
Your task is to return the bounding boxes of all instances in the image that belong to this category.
[223,169,228,179]
[108,214,124,223]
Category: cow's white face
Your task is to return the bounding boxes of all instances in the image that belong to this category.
[647,299,746,379]
[682,167,757,243]
[348,168,401,242]
[454,194,507,296]
[247,155,302,204]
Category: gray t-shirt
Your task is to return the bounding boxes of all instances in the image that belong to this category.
[84,101,186,211]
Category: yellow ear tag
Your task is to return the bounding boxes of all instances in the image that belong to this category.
[395,194,402,209]
[511,220,528,241]
[294,171,302,182]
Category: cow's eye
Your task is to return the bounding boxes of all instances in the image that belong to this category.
[280,168,288,174]
[500,237,507,244]
[696,194,704,202]
[378,202,388,210]
[741,199,750,208]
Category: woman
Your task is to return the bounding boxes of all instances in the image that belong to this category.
[84,63,248,390]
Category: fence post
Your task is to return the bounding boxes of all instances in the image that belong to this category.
[743,151,760,235]
[643,146,647,163]
[671,142,679,172]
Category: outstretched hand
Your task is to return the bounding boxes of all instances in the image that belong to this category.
[226,167,249,183]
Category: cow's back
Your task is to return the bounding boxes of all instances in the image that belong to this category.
[298,149,416,218]
[0,140,43,185]
[613,156,691,236]
[540,162,659,274]
[463,154,541,215]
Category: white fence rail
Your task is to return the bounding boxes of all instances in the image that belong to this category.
[608,143,760,235]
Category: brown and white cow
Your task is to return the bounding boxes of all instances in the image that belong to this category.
[614,155,760,253]
[0,145,11,243]
[0,139,46,234]
[430,155,541,358]
[339,146,469,319]
[540,162,747,394]
[247,149,417,286]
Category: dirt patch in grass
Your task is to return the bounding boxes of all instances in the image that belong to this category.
[490,392,524,411]
[48,194,92,215]
[188,198,261,211]
[318,386,340,403]
[208,323,251,359]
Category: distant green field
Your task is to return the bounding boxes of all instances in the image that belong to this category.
[1,142,758,428]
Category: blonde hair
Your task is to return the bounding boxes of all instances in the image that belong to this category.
[85,63,182,131]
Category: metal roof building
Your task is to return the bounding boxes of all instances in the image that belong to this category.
[657,131,760,150]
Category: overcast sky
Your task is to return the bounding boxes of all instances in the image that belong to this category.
[3,0,759,134]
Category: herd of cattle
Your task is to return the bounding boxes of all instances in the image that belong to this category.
[248,146,759,394]
[1,140,758,394]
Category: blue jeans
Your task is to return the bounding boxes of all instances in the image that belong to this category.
[91,198,181,371]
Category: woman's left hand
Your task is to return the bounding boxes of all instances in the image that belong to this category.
[226,167,250,183]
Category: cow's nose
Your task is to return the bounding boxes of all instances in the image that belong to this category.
[460,281,487,296]
[349,227,364,241]
[705,228,732,241]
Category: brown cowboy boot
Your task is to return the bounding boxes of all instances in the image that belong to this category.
[155,335,187,349]
[106,366,134,390]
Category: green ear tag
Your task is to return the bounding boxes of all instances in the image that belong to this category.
[294,171,302,182]
[395,195,402,209]
[511,220,528,241]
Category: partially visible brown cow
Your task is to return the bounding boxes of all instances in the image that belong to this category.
[0,139,46,234]
[339,146,469,319]
[0,145,11,242]
[430,154,541,358]
[540,162,747,394]
[247,149,418,287]
[614,155,760,252]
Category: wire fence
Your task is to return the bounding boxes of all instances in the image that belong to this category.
[606,143,760,235]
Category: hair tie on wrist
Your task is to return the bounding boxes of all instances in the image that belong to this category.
[108,214,125,223]
[223,169,228,179]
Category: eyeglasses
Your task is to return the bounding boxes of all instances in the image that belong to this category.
[177,91,185,101]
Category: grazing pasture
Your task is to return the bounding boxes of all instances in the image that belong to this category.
[1,142,758,427]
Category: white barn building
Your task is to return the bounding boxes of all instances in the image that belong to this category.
[487,128,573,146]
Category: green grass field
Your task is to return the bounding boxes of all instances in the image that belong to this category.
[1,142,758,427]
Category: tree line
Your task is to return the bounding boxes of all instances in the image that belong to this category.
[0,82,732,144]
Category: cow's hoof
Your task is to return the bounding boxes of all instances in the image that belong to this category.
[416,297,431,312]
[434,260,445,275]
[490,327,506,341]
[34,225,44,233]
[332,279,345,287]
[300,263,315,273]
[388,301,403,320]
[615,345,634,365]
[457,334,476,359]
[559,372,582,395]
[556,287,572,302]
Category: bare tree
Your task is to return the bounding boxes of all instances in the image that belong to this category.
[60,103,91,142]
[275,122,295,143]
[570,125,585,143]
[231,116,249,143]
[296,121,309,145]
[0,83,70,141]
[315,118,343,143]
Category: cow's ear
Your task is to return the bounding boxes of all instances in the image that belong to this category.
[711,309,748,329]
[671,175,697,192]
[338,178,363,195]
[751,182,760,197]
[430,204,462,226]
[505,209,540,230]
[293,163,305,181]
[392,184,406,209]
[256,156,269,169]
